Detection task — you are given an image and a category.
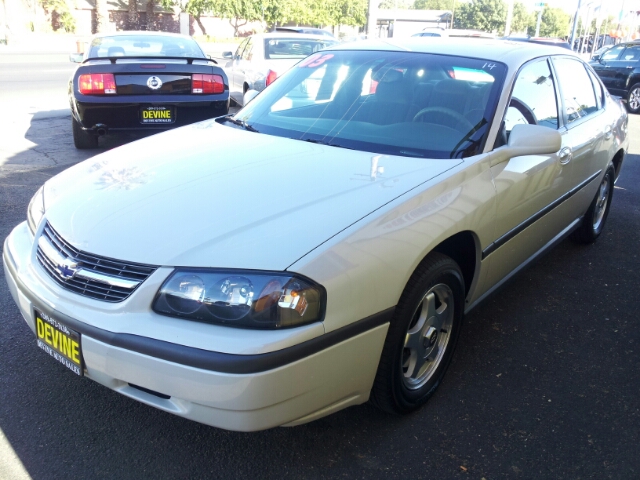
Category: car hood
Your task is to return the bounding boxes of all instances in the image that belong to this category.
[43,120,461,270]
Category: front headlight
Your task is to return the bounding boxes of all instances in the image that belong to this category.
[152,270,326,329]
[27,186,45,234]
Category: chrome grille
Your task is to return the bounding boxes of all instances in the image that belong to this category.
[36,222,157,302]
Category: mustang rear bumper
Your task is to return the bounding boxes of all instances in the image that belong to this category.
[3,222,389,431]
[71,96,230,131]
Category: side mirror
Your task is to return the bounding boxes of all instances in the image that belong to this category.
[243,89,260,105]
[591,53,601,62]
[222,51,233,59]
[491,124,561,166]
[69,53,84,63]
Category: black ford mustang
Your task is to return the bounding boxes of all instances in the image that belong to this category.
[68,31,230,149]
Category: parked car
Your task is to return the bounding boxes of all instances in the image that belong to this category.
[4,38,628,432]
[590,41,640,113]
[68,31,229,149]
[412,28,495,39]
[502,35,572,50]
[222,33,338,106]
[275,26,335,38]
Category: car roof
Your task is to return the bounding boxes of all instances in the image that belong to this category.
[89,31,196,41]
[251,32,338,41]
[325,38,580,68]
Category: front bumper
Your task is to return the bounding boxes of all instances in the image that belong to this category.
[3,221,389,431]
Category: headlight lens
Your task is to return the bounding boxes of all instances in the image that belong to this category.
[27,186,45,234]
[153,270,326,329]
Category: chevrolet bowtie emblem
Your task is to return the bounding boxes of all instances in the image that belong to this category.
[56,258,78,280]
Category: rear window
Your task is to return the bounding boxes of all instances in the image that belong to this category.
[264,38,338,59]
[88,35,205,59]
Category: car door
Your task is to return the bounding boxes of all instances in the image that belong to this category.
[233,37,254,94]
[600,44,640,96]
[486,57,573,286]
[591,43,627,96]
[227,38,249,102]
[550,56,612,215]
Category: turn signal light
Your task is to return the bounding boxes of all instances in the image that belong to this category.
[192,74,224,94]
[78,73,116,95]
[265,69,278,87]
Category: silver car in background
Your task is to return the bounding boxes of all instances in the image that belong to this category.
[223,33,338,106]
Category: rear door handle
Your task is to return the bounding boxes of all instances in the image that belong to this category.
[559,146,572,165]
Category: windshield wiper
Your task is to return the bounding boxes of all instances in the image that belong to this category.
[219,115,259,133]
[302,138,353,150]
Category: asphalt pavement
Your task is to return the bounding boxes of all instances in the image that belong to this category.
[0,55,639,478]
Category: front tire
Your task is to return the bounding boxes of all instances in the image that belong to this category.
[571,166,615,244]
[626,83,640,114]
[370,253,465,414]
[72,116,99,149]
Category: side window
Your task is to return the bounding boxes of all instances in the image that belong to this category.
[235,38,248,59]
[621,45,640,61]
[601,44,625,61]
[504,58,559,134]
[241,38,253,61]
[587,68,605,108]
[552,57,598,123]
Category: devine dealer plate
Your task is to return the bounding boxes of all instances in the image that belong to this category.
[140,106,175,124]
[35,310,83,376]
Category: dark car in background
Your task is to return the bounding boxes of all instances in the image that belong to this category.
[68,31,230,149]
[275,26,335,38]
[502,36,572,50]
[590,41,640,113]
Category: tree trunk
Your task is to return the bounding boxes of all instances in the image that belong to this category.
[128,0,138,29]
[95,0,108,33]
[146,0,156,31]
[194,15,207,36]
[229,18,247,37]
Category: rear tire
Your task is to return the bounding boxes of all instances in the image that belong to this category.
[72,117,99,149]
[370,253,465,414]
[626,83,640,114]
[571,166,615,244]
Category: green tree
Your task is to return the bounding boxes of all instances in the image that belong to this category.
[510,1,532,34]
[455,0,506,33]
[378,0,412,10]
[159,0,212,35]
[412,0,452,10]
[39,0,77,32]
[527,7,570,38]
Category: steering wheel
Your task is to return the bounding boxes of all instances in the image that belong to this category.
[508,97,537,125]
[413,106,475,132]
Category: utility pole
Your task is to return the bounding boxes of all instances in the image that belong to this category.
[504,0,514,36]
[366,0,376,38]
[450,0,456,29]
[535,8,543,37]
[569,0,584,50]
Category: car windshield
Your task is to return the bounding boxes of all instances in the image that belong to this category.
[264,38,339,59]
[87,35,205,59]
[233,50,506,159]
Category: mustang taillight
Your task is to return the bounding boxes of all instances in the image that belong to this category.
[265,70,278,87]
[78,74,116,95]
[192,74,224,94]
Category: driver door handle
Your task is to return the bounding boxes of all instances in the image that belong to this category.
[559,146,572,165]
[605,125,613,140]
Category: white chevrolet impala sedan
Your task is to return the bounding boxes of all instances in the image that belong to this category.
[3,39,628,431]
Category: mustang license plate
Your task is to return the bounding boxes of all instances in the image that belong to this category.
[140,106,175,124]
[35,310,83,376]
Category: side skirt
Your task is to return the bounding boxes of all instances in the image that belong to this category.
[464,217,582,315]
